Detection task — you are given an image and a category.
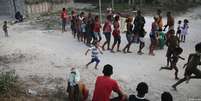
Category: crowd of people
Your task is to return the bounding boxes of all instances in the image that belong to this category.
[61,7,201,101]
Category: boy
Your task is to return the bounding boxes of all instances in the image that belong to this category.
[160,47,184,80]
[3,21,8,37]
[85,42,103,69]
[165,30,180,67]
[172,42,201,90]
[129,82,150,101]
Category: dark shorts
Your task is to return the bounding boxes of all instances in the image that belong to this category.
[91,57,100,64]
[126,33,133,43]
[166,47,174,58]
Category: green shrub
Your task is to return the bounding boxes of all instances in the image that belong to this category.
[0,70,18,95]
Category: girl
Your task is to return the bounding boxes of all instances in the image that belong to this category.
[181,19,189,43]
[149,17,158,56]
[176,20,182,41]
[122,17,134,53]
[81,18,87,43]
[111,15,121,53]
[102,15,112,51]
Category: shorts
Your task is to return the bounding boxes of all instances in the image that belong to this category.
[126,33,133,43]
[166,47,174,58]
[90,57,100,64]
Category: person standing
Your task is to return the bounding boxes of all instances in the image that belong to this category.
[149,17,158,56]
[133,11,146,55]
[122,17,134,53]
[3,21,8,37]
[111,15,121,53]
[156,9,163,30]
[93,15,102,42]
[92,64,127,101]
[60,8,68,32]
[102,15,112,51]
[164,12,174,31]
[180,19,189,43]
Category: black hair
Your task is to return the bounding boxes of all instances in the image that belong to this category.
[4,21,7,24]
[161,92,173,101]
[136,82,148,95]
[62,8,66,11]
[157,9,161,14]
[178,20,182,24]
[195,42,201,53]
[184,19,189,23]
[102,64,113,76]
[114,15,120,21]
[107,15,112,21]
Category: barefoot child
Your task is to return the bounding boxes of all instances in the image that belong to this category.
[160,47,184,80]
[180,19,189,43]
[176,20,182,41]
[172,42,201,90]
[3,21,8,37]
[85,42,103,69]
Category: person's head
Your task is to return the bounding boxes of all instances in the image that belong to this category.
[178,20,182,24]
[159,28,163,32]
[95,15,99,21]
[114,15,120,22]
[161,92,173,101]
[62,8,66,11]
[157,9,162,15]
[107,15,112,21]
[126,16,133,23]
[80,12,85,17]
[195,42,201,54]
[136,82,148,96]
[168,29,175,36]
[4,21,7,25]
[153,16,158,22]
[137,10,141,16]
[102,64,113,76]
[167,12,171,17]
[94,41,100,48]
[184,19,189,24]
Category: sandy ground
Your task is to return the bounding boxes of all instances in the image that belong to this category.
[0,7,201,101]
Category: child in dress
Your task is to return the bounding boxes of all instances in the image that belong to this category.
[180,19,189,43]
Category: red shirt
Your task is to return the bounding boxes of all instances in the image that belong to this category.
[112,21,120,36]
[61,10,68,20]
[93,21,101,32]
[103,20,112,33]
[92,76,121,101]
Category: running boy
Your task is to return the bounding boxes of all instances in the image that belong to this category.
[85,42,103,69]
[3,21,8,37]
[160,47,184,80]
[172,42,201,90]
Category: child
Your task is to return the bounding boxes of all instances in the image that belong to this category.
[122,17,134,53]
[165,30,180,67]
[67,68,88,101]
[160,47,184,80]
[158,28,166,49]
[172,42,201,90]
[129,82,150,101]
[180,19,189,42]
[111,15,121,53]
[70,10,77,38]
[3,21,8,37]
[85,42,103,69]
[176,20,182,41]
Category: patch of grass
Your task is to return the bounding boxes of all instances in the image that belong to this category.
[0,70,18,96]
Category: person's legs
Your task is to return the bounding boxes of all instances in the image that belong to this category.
[174,66,179,80]
[138,37,145,54]
[86,58,95,68]
[172,77,187,90]
[117,36,121,52]
[111,37,118,52]
[4,31,8,37]
[98,32,102,42]
[94,58,100,69]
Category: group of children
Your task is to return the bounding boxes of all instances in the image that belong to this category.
[176,19,189,43]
